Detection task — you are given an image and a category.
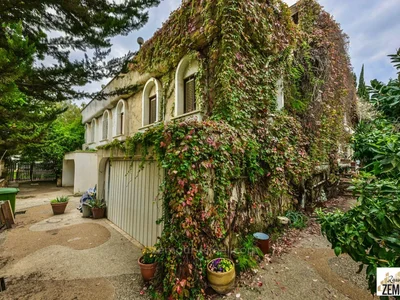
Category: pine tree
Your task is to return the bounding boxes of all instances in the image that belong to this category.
[0,0,160,102]
[0,23,63,155]
[0,1,160,154]
[357,64,369,101]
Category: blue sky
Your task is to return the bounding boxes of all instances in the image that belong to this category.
[83,0,400,95]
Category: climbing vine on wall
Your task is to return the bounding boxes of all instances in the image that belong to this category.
[101,0,357,298]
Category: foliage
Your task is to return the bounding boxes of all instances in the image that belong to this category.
[20,103,85,174]
[317,176,400,295]
[367,51,400,122]
[357,64,369,101]
[89,199,106,209]
[0,23,62,154]
[319,51,400,296]
[0,0,160,102]
[285,210,308,229]
[101,0,356,298]
[208,258,234,273]
[233,235,264,274]
[51,196,69,203]
[141,247,157,264]
[353,119,400,178]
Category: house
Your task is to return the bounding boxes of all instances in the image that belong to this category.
[62,0,357,254]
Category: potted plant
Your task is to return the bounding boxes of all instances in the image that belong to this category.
[50,196,69,215]
[90,199,106,219]
[207,258,235,294]
[137,246,157,281]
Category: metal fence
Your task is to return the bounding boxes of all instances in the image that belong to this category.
[5,161,56,182]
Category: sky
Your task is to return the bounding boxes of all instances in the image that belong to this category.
[83,0,400,97]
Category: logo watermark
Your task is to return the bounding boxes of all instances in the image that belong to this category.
[377,268,400,297]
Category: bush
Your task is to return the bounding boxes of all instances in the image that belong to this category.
[233,235,264,274]
[317,176,400,295]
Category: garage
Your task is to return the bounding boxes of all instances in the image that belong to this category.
[105,160,163,246]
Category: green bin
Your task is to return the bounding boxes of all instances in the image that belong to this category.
[0,188,20,214]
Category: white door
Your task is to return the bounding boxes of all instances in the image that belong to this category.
[106,160,163,246]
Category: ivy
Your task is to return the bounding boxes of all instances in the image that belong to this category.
[101,0,357,298]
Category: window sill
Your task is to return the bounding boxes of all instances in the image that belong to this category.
[100,139,109,143]
[113,135,126,142]
[172,110,203,121]
[139,122,161,132]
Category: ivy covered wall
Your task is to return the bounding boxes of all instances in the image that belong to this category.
[102,0,357,297]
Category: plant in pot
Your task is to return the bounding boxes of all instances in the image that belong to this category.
[90,199,106,219]
[138,246,157,281]
[207,258,236,294]
[50,196,69,215]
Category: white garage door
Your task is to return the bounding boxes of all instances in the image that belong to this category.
[106,160,163,246]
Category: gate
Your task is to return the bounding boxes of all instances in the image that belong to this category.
[5,160,57,182]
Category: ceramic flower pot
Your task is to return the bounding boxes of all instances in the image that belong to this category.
[138,257,157,281]
[92,207,105,219]
[51,202,68,215]
[207,258,236,294]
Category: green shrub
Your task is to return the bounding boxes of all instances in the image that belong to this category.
[317,176,400,295]
[233,235,264,274]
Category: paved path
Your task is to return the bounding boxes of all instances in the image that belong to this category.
[0,182,148,300]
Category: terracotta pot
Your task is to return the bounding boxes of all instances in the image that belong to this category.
[207,258,236,294]
[138,257,157,281]
[92,207,105,219]
[51,202,68,215]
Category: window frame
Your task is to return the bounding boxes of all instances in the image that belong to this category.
[102,110,109,140]
[183,74,196,114]
[149,95,157,124]
[175,56,199,117]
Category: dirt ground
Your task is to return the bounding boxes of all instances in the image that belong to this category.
[0,183,375,300]
[0,182,144,300]
[220,196,374,300]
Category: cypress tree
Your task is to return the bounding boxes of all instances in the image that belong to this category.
[357,64,369,101]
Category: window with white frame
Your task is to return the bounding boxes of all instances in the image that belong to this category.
[142,78,162,127]
[175,56,199,117]
[102,110,110,140]
[90,119,96,143]
[116,100,126,136]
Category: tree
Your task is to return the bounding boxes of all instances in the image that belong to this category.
[0,0,160,102]
[0,0,160,154]
[0,23,62,155]
[357,64,369,101]
[318,52,400,296]
[20,103,85,175]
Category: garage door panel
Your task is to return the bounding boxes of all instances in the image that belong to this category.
[106,160,163,246]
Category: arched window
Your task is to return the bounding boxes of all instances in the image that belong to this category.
[102,110,110,140]
[116,100,126,136]
[85,123,90,144]
[175,56,199,117]
[276,78,284,110]
[142,78,162,127]
[91,119,96,143]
